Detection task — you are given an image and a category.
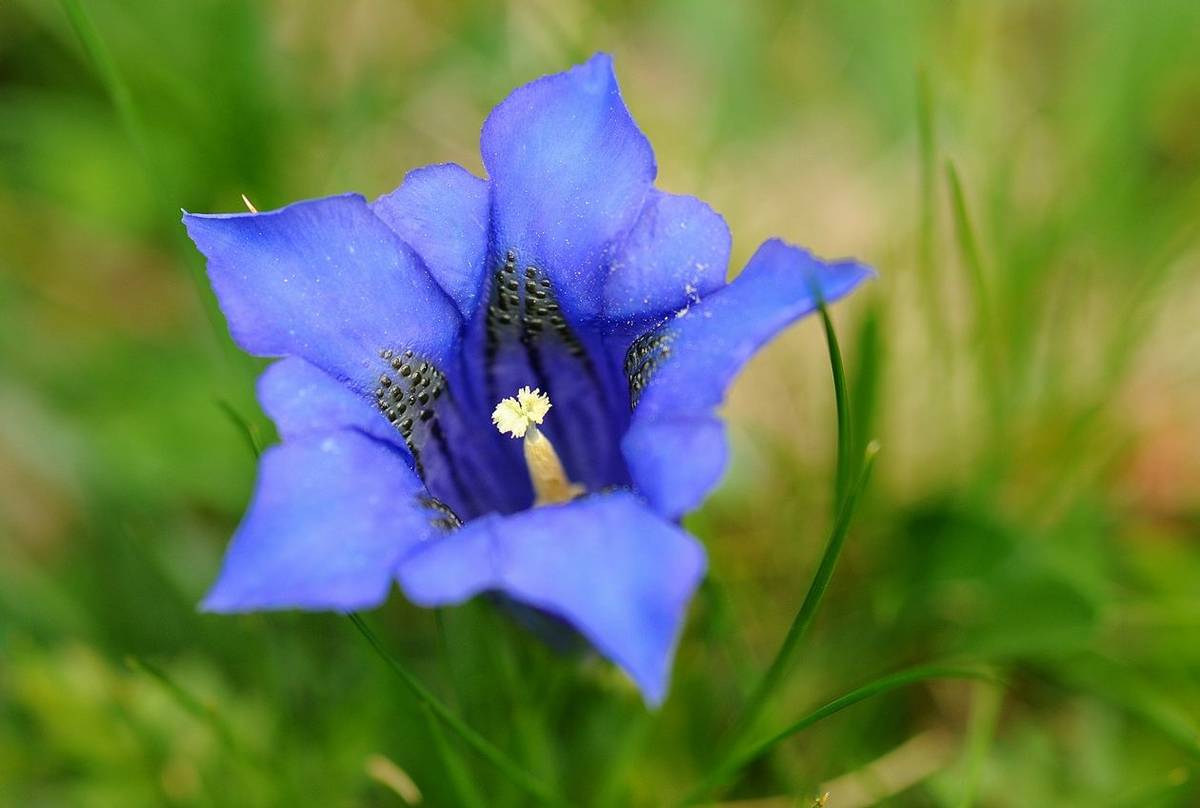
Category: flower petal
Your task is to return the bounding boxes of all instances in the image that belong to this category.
[257,357,402,448]
[620,416,727,520]
[202,429,441,613]
[482,52,656,323]
[397,492,706,705]
[373,164,490,320]
[604,190,730,324]
[183,193,462,394]
[622,239,874,518]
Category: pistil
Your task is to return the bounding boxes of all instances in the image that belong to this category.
[492,387,583,506]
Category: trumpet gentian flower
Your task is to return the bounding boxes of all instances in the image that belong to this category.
[184,53,871,705]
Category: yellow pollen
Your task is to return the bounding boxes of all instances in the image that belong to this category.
[492,387,583,506]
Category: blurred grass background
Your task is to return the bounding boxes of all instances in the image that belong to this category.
[2,0,1199,805]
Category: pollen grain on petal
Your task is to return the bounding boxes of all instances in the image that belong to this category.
[491,386,551,438]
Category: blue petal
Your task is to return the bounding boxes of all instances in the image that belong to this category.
[604,190,730,324]
[620,416,727,521]
[622,239,874,518]
[183,194,462,394]
[373,164,490,320]
[481,53,656,324]
[257,357,402,448]
[397,492,706,705]
[203,429,439,613]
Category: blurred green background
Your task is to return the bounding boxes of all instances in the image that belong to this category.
[3,0,1199,805]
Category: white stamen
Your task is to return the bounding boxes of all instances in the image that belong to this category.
[492,387,582,506]
[241,193,259,213]
[491,386,551,438]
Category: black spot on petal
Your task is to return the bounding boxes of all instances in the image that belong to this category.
[624,327,675,408]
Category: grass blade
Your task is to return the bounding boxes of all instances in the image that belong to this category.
[849,300,883,468]
[347,613,564,806]
[59,0,150,176]
[818,299,854,514]
[955,679,1004,808]
[916,71,951,355]
[126,655,242,755]
[1048,654,1200,760]
[722,443,879,745]
[715,297,877,761]
[420,702,487,808]
[682,665,996,804]
[59,0,244,361]
[944,161,989,323]
[946,160,1005,434]
[216,399,263,459]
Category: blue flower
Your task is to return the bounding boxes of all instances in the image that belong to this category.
[183,53,872,705]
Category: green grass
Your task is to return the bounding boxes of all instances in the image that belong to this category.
[3,0,1200,805]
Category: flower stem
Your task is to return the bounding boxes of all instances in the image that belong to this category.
[347,613,564,806]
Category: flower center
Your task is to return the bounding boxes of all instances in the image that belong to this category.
[492,387,584,506]
[477,249,631,498]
